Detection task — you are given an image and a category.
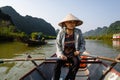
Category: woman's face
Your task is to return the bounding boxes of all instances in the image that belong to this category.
[64,21,76,30]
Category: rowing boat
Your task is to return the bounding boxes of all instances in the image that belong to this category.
[21,38,47,46]
[19,53,120,80]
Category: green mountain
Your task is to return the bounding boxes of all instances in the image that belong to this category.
[84,21,120,37]
[0,6,56,36]
[0,9,14,26]
[107,21,120,34]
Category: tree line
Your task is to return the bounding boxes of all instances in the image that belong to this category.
[0,19,56,42]
[83,21,120,40]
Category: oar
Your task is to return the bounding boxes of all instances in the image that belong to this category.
[27,55,46,80]
[82,54,120,63]
[1,54,119,64]
[0,57,60,64]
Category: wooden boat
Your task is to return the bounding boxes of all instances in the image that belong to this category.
[19,54,120,80]
[21,39,47,46]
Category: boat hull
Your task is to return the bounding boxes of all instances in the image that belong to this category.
[23,39,46,46]
[20,60,120,80]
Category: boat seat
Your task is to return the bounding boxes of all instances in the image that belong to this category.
[79,55,88,68]
[77,68,89,77]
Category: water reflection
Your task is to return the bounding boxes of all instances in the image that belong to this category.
[85,40,119,58]
[0,40,56,80]
[0,41,36,58]
[113,40,120,48]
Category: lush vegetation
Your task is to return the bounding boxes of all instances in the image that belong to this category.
[0,6,56,36]
[84,21,120,40]
[30,32,56,40]
[0,6,57,42]
[0,10,27,41]
[0,19,56,42]
[0,21,56,42]
[0,20,27,41]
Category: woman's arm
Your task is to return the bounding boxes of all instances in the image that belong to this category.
[56,31,63,57]
[79,30,86,53]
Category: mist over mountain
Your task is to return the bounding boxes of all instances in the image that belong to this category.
[0,6,56,36]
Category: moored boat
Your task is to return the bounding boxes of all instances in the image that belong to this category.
[19,53,120,80]
[21,39,47,46]
[25,39,47,46]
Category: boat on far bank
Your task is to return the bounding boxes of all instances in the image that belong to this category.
[23,39,47,46]
[21,37,47,46]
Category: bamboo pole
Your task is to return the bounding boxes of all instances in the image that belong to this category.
[0,57,60,63]
[0,54,120,64]
[0,57,99,63]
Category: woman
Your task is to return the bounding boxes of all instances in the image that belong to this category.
[53,13,86,80]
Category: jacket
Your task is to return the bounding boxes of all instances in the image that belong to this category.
[56,28,86,57]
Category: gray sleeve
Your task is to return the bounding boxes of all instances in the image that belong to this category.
[56,31,63,57]
[78,30,86,53]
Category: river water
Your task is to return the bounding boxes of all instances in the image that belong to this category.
[0,40,120,80]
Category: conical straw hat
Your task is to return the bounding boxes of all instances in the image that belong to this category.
[58,13,83,27]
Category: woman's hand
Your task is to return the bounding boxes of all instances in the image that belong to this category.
[59,54,67,60]
[74,51,80,56]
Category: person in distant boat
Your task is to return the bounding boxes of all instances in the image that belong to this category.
[38,35,42,40]
[53,13,86,80]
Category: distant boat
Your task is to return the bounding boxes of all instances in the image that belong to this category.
[21,38,47,46]
[26,39,47,46]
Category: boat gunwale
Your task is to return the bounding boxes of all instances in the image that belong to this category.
[19,63,43,80]
[19,55,120,80]
[19,61,56,80]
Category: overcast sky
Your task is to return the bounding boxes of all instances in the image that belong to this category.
[0,0,120,33]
